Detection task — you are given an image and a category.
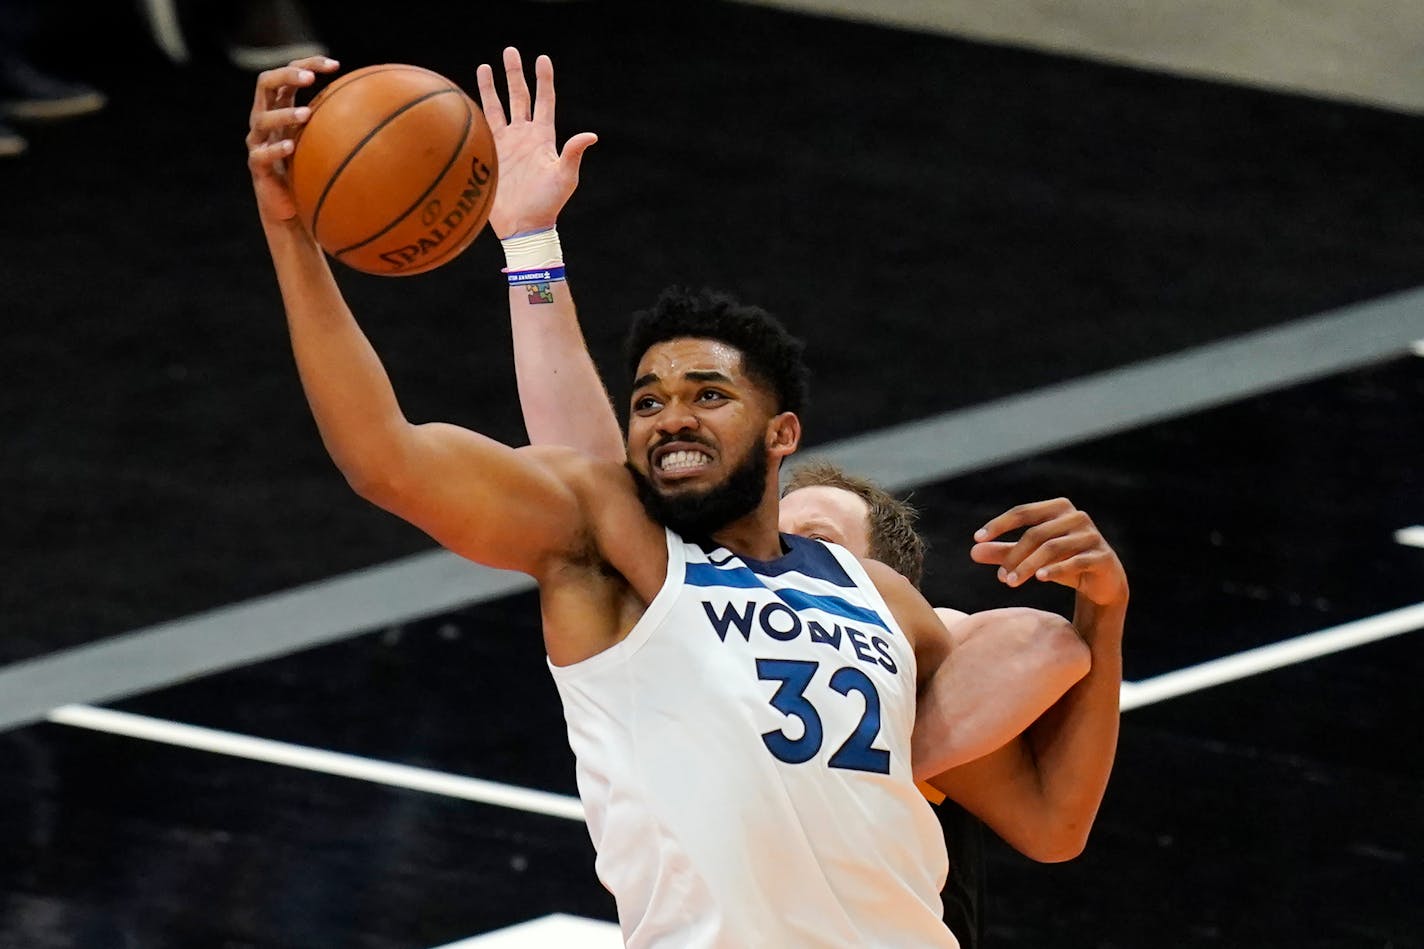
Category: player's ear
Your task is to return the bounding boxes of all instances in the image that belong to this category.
[766,411,801,459]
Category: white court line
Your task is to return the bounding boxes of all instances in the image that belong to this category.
[46,603,1424,821]
[1119,601,1424,711]
[45,705,585,822]
[1395,526,1424,549]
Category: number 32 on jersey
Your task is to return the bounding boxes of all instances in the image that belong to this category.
[757,658,890,774]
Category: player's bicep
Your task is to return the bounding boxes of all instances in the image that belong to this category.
[368,422,587,574]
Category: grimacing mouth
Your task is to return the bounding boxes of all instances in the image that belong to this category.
[650,438,716,474]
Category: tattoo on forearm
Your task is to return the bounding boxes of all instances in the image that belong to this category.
[526,282,555,305]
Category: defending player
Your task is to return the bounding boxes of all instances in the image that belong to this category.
[247,52,1089,947]
[468,47,1128,949]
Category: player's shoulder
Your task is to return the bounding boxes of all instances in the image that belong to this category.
[858,556,918,596]
[856,556,945,650]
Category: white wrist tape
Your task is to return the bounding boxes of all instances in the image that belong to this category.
[500,228,564,272]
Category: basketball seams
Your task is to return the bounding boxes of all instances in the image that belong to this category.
[290,62,496,275]
[309,87,459,244]
[294,65,436,221]
[331,93,476,259]
[389,126,497,275]
[302,64,456,125]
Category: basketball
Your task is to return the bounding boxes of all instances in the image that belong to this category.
[290,64,498,277]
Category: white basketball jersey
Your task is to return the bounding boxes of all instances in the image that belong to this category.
[549,529,956,949]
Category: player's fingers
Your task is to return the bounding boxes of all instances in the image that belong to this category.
[969,541,1012,566]
[252,64,316,132]
[1032,550,1108,587]
[256,64,318,99]
[998,510,1088,574]
[250,58,333,151]
[247,137,295,170]
[475,62,507,130]
[251,106,311,135]
[1004,533,1096,587]
[559,131,598,170]
[289,54,339,73]
[533,54,555,127]
[503,46,532,122]
[974,497,1075,542]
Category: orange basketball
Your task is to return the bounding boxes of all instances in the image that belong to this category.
[290,64,498,277]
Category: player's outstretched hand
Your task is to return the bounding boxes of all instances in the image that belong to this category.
[247,55,339,228]
[971,498,1128,607]
[476,47,597,240]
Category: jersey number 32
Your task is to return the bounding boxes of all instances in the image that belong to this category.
[757,658,890,774]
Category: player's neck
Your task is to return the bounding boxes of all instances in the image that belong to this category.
[707,497,785,562]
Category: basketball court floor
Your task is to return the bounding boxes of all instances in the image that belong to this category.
[2,1,1421,946]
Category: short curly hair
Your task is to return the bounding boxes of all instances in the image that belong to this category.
[783,460,927,587]
[624,286,810,416]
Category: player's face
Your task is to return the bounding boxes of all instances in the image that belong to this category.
[626,337,775,496]
[625,338,783,537]
[778,486,873,557]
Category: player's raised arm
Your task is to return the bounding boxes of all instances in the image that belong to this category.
[929,498,1128,861]
[247,58,587,577]
[475,48,624,463]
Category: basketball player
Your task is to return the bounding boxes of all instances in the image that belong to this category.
[470,47,1128,949]
[247,54,1093,947]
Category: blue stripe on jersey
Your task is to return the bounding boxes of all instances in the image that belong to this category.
[772,588,891,633]
[684,563,892,633]
[685,563,764,590]
[698,534,856,588]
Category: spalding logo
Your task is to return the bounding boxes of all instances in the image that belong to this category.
[377,155,494,271]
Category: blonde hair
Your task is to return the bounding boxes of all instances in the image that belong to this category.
[783,460,926,587]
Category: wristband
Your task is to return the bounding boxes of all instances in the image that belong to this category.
[500,227,563,271]
[507,266,567,286]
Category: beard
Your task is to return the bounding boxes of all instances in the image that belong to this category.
[629,440,770,542]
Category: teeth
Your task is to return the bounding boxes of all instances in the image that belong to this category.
[659,450,711,471]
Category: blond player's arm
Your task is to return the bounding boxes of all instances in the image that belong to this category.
[250,59,586,577]
[861,561,1075,775]
[906,599,1088,780]
[506,279,624,461]
[476,48,624,463]
[929,499,1128,862]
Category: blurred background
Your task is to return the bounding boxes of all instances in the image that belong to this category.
[2,1,1421,946]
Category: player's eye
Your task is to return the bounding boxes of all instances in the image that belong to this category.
[633,395,662,414]
[696,389,728,403]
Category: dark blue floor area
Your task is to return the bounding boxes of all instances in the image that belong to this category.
[987,714,1423,949]
[908,357,1424,675]
[0,724,608,949]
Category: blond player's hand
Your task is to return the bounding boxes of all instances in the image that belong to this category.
[475,47,597,240]
[970,498,1129,607]
[246,55,340,228]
